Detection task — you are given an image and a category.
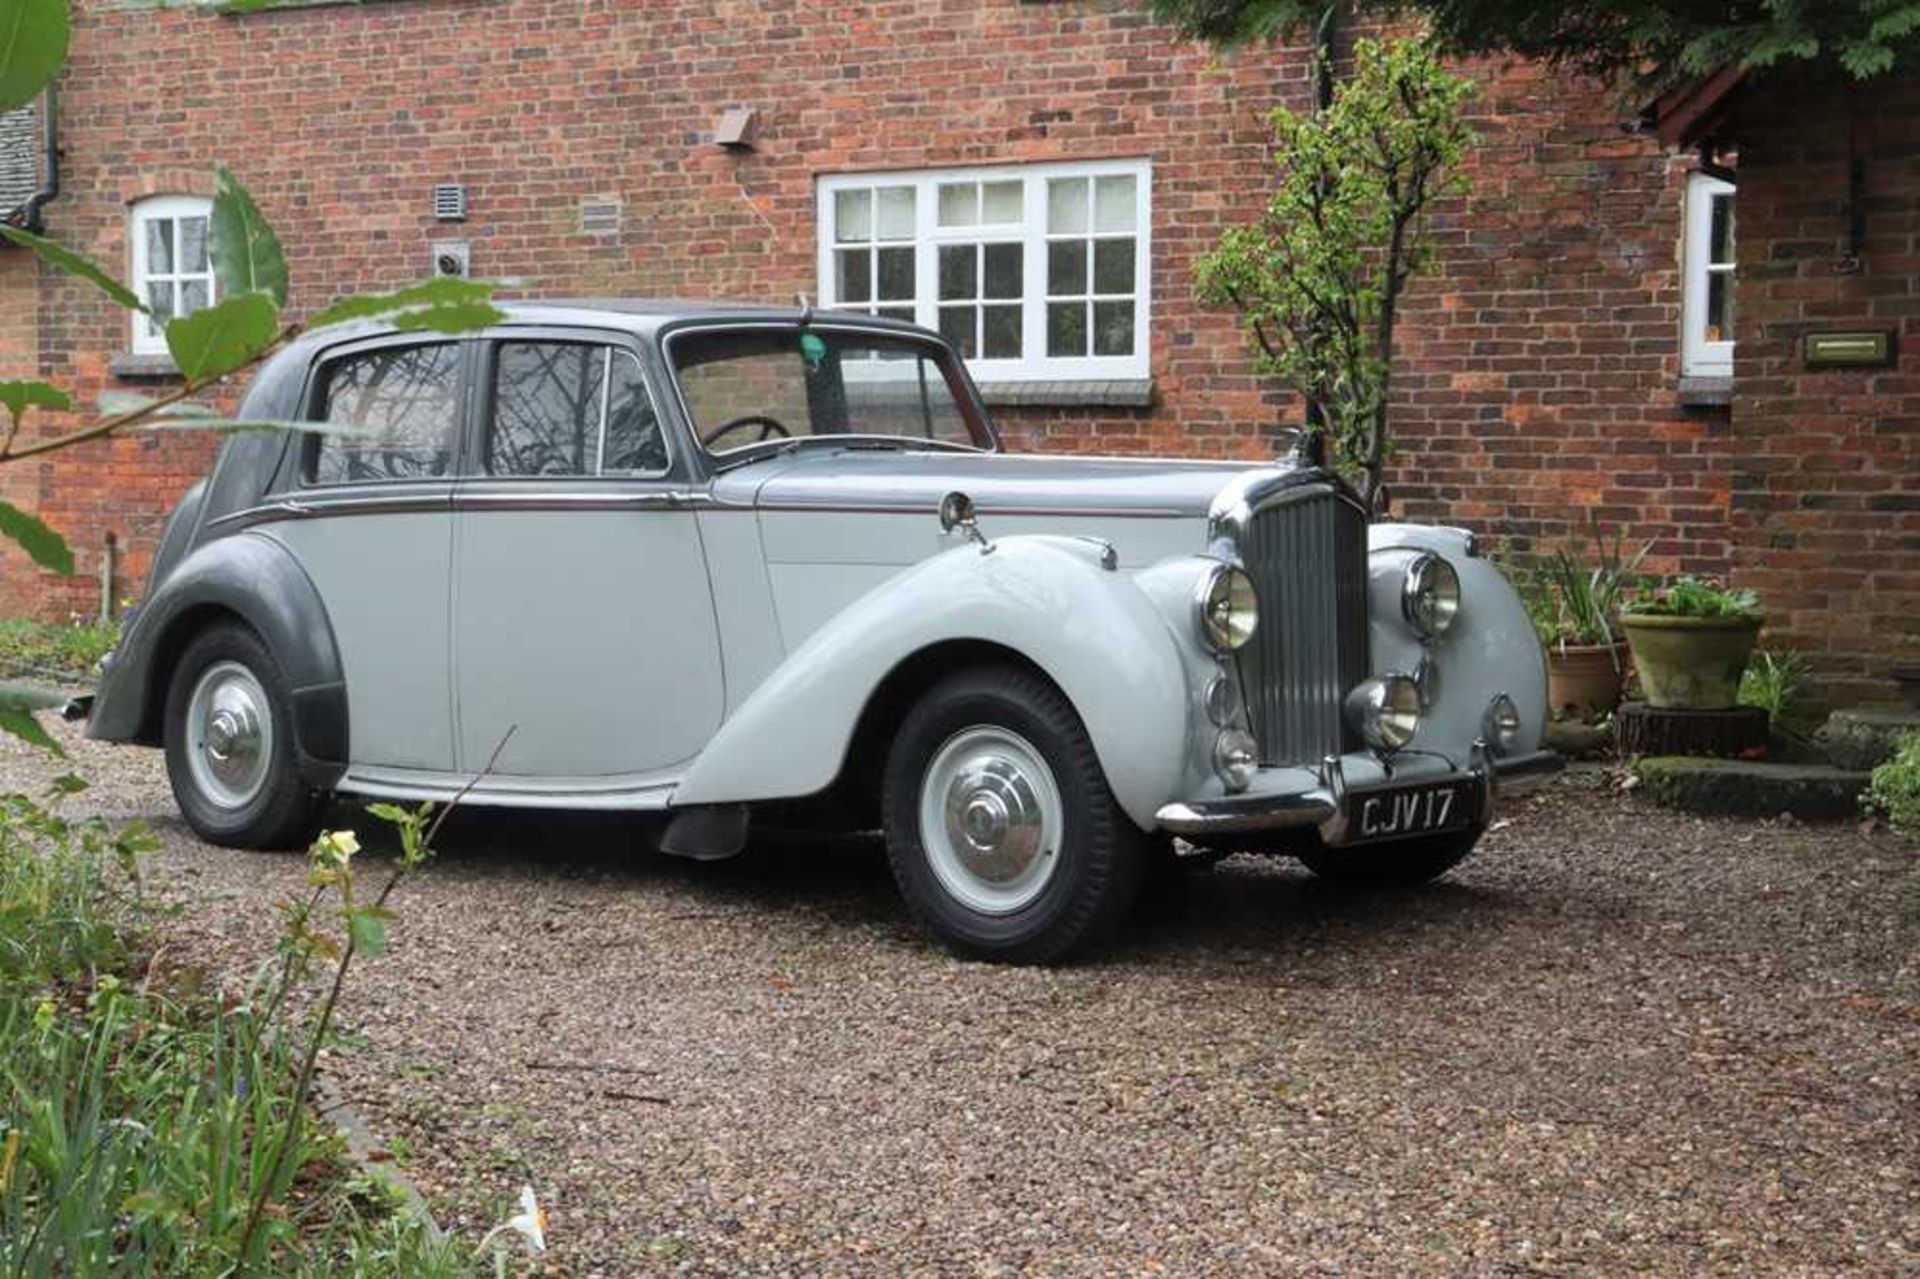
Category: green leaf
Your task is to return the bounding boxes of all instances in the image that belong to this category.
[307,276,500,331]
[0,682,65,711]
[47,772,87,794]
[348,908,388,957]
[164,292,280,383]
[132,417,375,437]
[210,166,289,307]
[390,301,507,334]
[0,683,64,754]
[0,709,60,754]
[0,379,69,425]
[0,0,69,114]
[0,499,73,574]
[0,226,147,312]
[98,389,157,416]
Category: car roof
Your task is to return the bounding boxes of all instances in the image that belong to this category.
[275,298,933,364]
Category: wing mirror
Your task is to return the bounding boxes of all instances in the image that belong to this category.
[938,490,993,555]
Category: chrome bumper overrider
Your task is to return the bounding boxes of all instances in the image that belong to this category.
[1154,747,1563,838]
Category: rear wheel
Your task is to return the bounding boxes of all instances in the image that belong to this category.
[882,665,1144,964]
[163,623,321,849]
[1295,825,1484,887]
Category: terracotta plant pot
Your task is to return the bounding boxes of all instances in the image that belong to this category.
[1545,640,1631,717]
[1617,613,1763,710]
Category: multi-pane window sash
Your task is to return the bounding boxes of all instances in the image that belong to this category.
[818,159,1152,382]
[129,195,217,357]
[1682,171,1736,377]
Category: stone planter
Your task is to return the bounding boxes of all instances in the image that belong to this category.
[1617,613,1763,710]
[1545,640,1631,717]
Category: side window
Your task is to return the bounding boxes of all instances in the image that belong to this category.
[602,352,667,473]
[490,343,605,476]
[488,342,667,476]
[310,344,462,485]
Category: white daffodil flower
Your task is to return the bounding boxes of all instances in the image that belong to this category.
[314,829,361,866]
[505,1184,549,1254]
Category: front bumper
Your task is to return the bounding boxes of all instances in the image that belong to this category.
[1154,745,1563,840]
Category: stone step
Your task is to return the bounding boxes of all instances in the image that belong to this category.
[1635,756,1871,822]
[1815,707,1920,771]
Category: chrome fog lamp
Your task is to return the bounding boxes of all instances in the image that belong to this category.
[1198,564,1258,652]
[1205,671,1241,728]
[1402,552,1461,638]
[1484,693,1523,756]
[1345,675,1422,754]
[1213,728,1258,792]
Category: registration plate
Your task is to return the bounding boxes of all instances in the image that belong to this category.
[1344,779,1475,845]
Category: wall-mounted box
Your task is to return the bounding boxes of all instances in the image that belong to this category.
[1803,330,1895,369]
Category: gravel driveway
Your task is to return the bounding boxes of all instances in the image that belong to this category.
[5,722,1917,1275]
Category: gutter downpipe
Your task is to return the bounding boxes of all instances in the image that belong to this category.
[9,88,59,234]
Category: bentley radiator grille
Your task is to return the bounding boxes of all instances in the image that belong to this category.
[1235,487,1370,765]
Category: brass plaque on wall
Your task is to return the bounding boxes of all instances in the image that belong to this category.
[1803,331,1895,368]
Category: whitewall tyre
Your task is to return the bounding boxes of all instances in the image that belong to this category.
[883,665,1144,964]
[163,622,321,849]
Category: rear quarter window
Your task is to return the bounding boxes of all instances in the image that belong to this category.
[309,343,463,485]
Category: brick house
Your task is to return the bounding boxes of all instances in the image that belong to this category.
[0,0,1910,707]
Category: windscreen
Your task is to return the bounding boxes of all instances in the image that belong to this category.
[669,328,982,456]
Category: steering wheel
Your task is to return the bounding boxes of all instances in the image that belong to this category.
[701,415,792,448]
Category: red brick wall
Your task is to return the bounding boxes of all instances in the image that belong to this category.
[3,1,1755,683]
[1723,68,1919,708]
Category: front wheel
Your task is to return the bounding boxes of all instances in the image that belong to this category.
[883,666,1144,964]
[163,623,321,849]
[1295,825,1484,887]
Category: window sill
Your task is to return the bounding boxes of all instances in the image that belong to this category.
[1677,374,1733,407]
[110,352,185,381]
[975,378,1154,409]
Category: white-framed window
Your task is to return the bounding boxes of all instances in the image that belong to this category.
[129,194,216,356]
[1681,171,1735,377]
[818,158,1152,382]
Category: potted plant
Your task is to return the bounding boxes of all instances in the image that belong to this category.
[1527,516,1652,717]
[1619,578,1764,709]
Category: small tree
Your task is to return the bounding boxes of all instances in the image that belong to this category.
[1196,34,1471,505]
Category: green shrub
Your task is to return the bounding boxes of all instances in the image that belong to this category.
[0,616,121,681]
[1865,731,1920,834]
[1623,576,1761,620]
[1738,648,1817,736]
[0,789,535,1275]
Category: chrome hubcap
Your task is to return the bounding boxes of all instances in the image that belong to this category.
[185,661,272,809]
[919,726,1064,915]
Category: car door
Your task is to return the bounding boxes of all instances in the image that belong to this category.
[265,336,466,771]
[450,332,726,779]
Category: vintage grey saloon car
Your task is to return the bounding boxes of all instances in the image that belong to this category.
[84,301,1559,962]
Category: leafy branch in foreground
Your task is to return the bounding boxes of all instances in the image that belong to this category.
[0,141,502,751]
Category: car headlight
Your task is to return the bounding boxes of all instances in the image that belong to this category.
[1402,552,1461,638]
[1198,564,1258,652]
[1484,693,1523,756]
[1344,675,1422,754]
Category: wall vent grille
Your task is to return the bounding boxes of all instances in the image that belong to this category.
[432,184,468,222]
[581,199,622,235]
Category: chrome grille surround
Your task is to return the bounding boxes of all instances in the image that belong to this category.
[1207,467,1371,767]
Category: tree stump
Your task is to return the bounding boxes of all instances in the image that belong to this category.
[1616,701,1770,759]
